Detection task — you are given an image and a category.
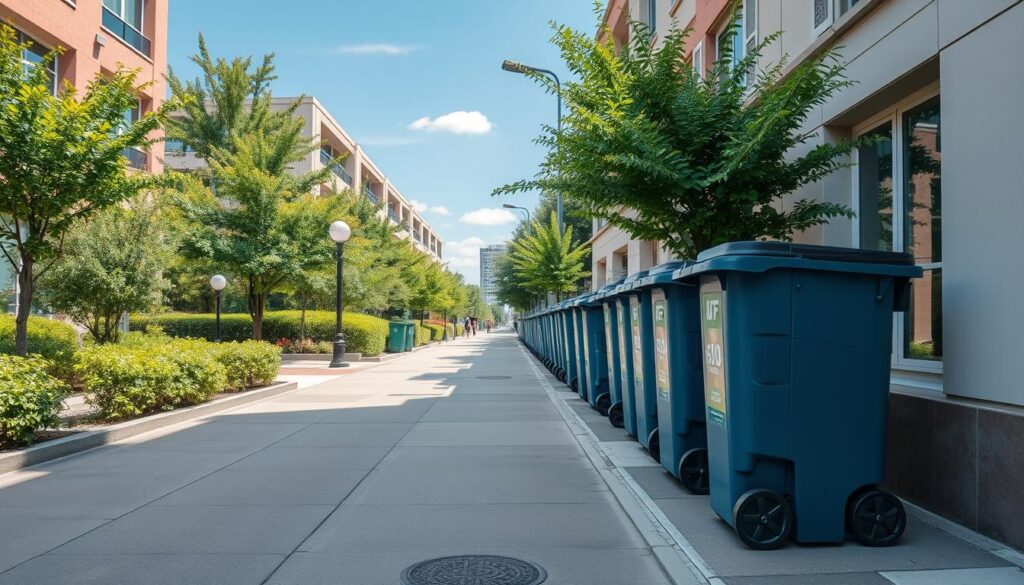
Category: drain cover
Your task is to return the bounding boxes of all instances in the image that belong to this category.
[401,555,547,585]
[476,375,512,380]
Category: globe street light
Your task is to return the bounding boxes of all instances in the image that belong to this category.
[328,220,352,368]
[502,203,531,223]
[501,59,563,235]
[210,274,227,342]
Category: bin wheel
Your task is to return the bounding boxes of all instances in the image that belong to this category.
[678,448,710,495]
[608,402,624,428]
[646,429,661,463]
[732,489,793,550]
[847,489,906,547]
[595,393,612,416]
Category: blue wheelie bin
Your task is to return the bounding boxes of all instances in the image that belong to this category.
[610,271,649,438]
[676,242,921,549]
[595,280,625,419]
[638,261,709,494]
[624,273,661,461]
[557,300,578,388]
[579,293,610,413]
[570,296,590,400]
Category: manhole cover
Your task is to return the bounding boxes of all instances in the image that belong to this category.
[401,555,547,585]
[476,375,512,380]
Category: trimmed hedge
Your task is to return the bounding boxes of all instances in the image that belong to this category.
[423,323,445,341]
[131,311,390,356]
[0,315,79,382]
[414,325,432,346]
[79,334,281,419]
[0,355,69,446]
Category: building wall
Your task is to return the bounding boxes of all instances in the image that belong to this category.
[479,245,506,305]
[0,0,168,173]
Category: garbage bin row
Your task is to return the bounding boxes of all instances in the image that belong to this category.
[517,241,921,550]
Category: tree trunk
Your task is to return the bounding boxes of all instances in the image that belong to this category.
[247,277,266,341]
[14,255,33,356]
[299,297,308,341]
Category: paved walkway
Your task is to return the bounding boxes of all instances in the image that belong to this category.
[0,332,672,585]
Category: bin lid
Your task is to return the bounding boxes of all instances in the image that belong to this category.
[676,241,922,280]
[594,278,626,301]
[618,270,650,294]
[637,261,693,288]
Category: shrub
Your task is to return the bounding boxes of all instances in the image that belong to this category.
[424,323,445,341]
[275,338,333,354]
[0,355,69,446]
[212,341,281,391]
[76,340,227,420]
[415,325,432,346]
[0,315,79,382]
[132,311,390,356]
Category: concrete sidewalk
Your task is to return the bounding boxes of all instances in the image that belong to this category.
[0,332,671,585]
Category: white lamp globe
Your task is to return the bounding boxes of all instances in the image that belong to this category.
[329,220,352,243]
[210,274,227,291]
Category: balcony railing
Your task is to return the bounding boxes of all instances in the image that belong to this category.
[123,147,147,170]
[102,7,151,57]
[387,208,400,223]
[320,149,352,185]
[413,232,423,243]
[362,185,379,203]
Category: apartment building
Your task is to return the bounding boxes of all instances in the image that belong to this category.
[165,96,444,261]
[602,0,1024,549]
[479,244,507,305]
[0,0,168,172]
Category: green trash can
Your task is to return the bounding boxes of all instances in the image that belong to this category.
[675,242,921,549]
[388,320,411,353]
[404,321,416,351]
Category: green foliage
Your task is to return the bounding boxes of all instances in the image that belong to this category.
[211,341,281,391]
[423,323,446,341]
[131,311,391,356]
[0,355,69,446]
[0,24,173,355]
[494,6,857,259]
[37,199,170,344]
[414,325,432,346]
[77,340,228,420]
[507,213,590,301]
[277,338,333,354]
[0,315,79,382]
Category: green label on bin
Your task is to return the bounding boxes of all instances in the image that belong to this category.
[604,307,616,384]
[653,293,670,403]
[616,302,629,390]
[701,291,727,427]
[630,296,644,393]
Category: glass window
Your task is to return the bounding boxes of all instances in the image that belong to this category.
[15,30,57,95]
[857,96,942,366]
[648,0,657,30]
[858,124,894,252]
[903,98,942,361]
[716,13,745,84]
[105,0,143,30]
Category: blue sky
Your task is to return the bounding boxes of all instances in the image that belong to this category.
[167,0,598,284]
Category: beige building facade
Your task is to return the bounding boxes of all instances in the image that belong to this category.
[165,97,443,261]
[602,0,1024,549]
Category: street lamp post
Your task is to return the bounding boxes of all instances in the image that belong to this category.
[502,203,531,224]
[328,220,352,368]
[442,310,449,342]
[502,59,563,235]
[210,275,227,342]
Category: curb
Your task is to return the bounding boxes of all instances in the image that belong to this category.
[0,380,299,476]
[519,344,706,585]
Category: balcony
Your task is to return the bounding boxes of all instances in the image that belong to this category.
[387,208,400,223]
[102,7,151,57]
[363,184,379,203]
[123,147,146,170]
[413,231,423,243]
[320,149,352,186]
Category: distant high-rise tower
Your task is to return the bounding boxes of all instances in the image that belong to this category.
[479,245,507,305]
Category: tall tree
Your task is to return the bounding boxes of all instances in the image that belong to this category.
[0,25,169,354]
[495,6,858,259]
[508,213,590,302]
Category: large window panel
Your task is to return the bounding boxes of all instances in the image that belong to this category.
[857,124,894,252]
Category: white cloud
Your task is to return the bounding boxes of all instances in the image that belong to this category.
[409,111,493,135]
[409,201,450,216]
[331,43,418,56]
[359,136,422,147]
[459,208,518,226]
[445,236,487,284]
[429,205,451,216]
[409,199,428,213]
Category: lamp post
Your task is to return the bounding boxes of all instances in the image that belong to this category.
[502,203,531,224]
[328,220,352,368]
[442,310,449,342]
[210,275,227,342]
[502,59,563,235]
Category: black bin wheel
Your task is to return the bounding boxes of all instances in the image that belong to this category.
[595,392,612,416]
[678,448,710,495]
[847,489,906,547]
[607,402,624,428]
[732,489,793,550]
[646,428,661,463]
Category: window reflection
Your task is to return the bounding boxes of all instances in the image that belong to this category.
[858,124,893,252]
